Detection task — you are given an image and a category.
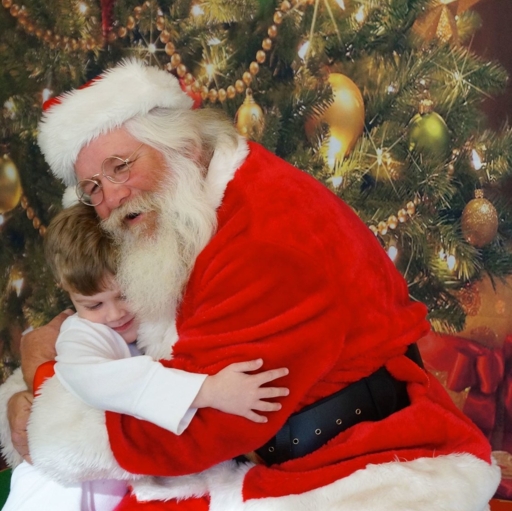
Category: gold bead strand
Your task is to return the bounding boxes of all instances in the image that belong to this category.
[368,197,420,238]
[20,196,47,237]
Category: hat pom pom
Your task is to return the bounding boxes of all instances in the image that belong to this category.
[62,186,79,208]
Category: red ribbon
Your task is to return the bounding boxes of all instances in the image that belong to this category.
[419,333,512,499]
[445,336,512,450]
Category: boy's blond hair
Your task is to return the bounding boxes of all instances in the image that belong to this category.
[44,203,118,295]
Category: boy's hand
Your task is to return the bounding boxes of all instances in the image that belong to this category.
[194,359,289,423]
[21,310,73,390]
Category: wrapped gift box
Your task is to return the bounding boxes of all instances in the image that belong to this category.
[418,332,512,500]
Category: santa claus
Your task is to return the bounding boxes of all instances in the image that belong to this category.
[0,59,500,510]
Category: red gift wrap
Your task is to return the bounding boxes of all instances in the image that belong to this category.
[419,333,512,499]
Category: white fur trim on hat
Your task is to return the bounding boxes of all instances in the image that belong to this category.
[62,186,79,208]
[37,58,194,187]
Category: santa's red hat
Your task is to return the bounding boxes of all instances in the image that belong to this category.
[37,58,194,187]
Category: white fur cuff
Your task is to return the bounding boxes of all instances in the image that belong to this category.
[28,376,139,483]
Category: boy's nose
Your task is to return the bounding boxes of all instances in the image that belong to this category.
[106,303,125,323]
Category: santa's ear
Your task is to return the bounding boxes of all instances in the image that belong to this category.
[62,186,79,208]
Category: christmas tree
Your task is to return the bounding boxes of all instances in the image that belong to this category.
[1,0,512,382]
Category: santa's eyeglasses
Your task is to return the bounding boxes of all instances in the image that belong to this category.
[76,143,144,207]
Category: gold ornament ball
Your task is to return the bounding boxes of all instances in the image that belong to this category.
[461,196,498,248]
[308,73,365,162]
[0,154,22,214]
[235,90,265,140]
[408,111,450,159]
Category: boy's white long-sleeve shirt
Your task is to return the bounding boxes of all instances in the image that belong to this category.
[54,314,207,435]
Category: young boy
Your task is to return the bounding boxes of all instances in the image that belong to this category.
[3,203,289,511]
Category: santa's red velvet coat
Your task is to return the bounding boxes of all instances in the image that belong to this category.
[25,140,499,511]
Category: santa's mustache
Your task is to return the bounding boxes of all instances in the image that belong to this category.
[100,192,162,234]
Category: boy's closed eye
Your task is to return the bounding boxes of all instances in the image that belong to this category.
[84,302,102,311]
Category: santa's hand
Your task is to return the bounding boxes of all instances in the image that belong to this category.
[8,391,33,463]
[193,359,289,422]
[21,309,73,391]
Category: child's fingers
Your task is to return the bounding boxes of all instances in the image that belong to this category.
[251,400,283,412]
[258,386,289,399]
[244,411,268,423]
[255,367,289,384]
[225,359,264,373]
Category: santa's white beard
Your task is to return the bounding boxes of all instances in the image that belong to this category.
[101,161,217,327]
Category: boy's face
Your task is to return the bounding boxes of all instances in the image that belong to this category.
[68,277,139,344]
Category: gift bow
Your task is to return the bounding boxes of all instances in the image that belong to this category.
[446,336,512,443]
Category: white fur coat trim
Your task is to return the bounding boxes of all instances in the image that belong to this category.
[0,368,28,468]
[37,58,193,187]
[137,320,179,361]
[27,375,140,484]
[204,134,249,211]
[25,370,501,509]
[131,454,500,511]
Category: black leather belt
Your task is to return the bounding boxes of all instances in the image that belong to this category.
[255,343,423,465]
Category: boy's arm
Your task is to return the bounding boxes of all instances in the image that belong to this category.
[55,318,206,435]
[57,321,288,433]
